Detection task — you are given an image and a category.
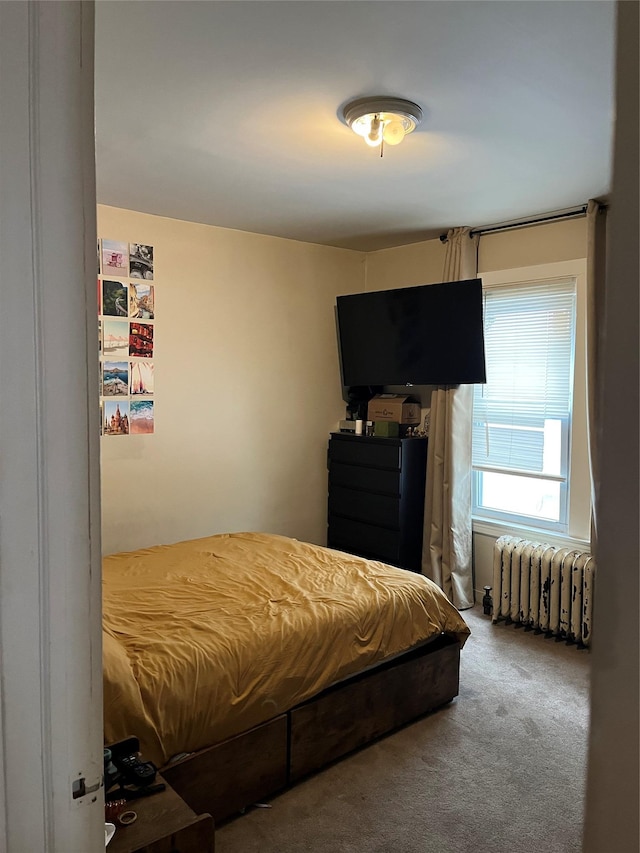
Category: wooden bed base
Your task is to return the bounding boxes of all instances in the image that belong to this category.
[163,634,461,823]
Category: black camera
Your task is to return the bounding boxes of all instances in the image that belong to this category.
[105,736,161,800]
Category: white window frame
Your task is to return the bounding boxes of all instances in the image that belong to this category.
[472,259,590,547]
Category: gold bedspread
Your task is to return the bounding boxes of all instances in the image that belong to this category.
[103,532,470,767]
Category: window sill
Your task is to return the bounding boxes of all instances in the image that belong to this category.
[472,517,590,551]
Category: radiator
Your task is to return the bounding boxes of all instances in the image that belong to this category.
[492,535,596,648]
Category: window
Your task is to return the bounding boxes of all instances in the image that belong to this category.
[472,275,578,533]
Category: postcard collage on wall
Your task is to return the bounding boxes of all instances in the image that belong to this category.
[98,240,155,436]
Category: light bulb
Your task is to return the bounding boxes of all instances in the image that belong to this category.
[382,119,406,146]
[343,98,422,152]
[365,114,382,147]
[351,117,370,138]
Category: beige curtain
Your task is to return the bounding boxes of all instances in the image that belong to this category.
[421,227,479,609]
[586,199,607,550]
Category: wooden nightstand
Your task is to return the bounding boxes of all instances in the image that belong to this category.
[107,774,214,853]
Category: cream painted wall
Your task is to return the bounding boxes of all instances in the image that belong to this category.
[99,206,589,584]
[365,217,586,287]
[98,205,364,555]
[478,217,586,272]
[365,218,589,599]
[364,237,446,291]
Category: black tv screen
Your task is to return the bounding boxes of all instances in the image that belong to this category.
[336,279,486,387]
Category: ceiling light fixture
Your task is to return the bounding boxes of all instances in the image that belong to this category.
[341,96,423,157]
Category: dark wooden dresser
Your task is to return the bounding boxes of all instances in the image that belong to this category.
[327,432,428,572]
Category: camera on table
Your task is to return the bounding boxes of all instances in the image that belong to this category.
[104,736,164,801]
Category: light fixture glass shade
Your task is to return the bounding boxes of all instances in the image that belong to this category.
[341,97,422,150]
[382,119,406,146]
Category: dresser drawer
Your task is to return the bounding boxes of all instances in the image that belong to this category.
[329,439,401,470]
[329,462,400,496]
[329,486,400,528]
[328,516,401,565]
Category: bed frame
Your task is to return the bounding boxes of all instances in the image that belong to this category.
[162,633,461,823]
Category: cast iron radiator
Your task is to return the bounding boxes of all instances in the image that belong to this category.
[492,535,596,648]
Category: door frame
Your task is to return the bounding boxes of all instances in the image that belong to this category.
[0,2,103,849]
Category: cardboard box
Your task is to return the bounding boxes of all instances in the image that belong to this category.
[367,394,421,425]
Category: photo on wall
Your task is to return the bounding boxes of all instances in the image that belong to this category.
[103,400,130,435]
[129,283,154,319]
[130,361,154,395]
[129,322,153,358]
[98,235,157,438]
[129,244,154,280]
[103,320,129,358]
[102,361,129,397]
[101,240,129,277]
[102,280,129,317]
[130,399,154,435]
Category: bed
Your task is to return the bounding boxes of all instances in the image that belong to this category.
[103,531,470,822]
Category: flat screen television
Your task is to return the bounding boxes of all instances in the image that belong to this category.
[336,278,486,387]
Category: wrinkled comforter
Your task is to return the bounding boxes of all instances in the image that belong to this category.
[103,532,470,766]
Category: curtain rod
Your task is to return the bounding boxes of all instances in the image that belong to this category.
[439,205,589,243]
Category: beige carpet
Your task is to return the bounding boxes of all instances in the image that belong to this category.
[216,605,590,853]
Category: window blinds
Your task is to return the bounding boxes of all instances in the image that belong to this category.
[472,278,576,477]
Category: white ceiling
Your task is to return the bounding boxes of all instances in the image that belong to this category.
[95,1,616,251]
